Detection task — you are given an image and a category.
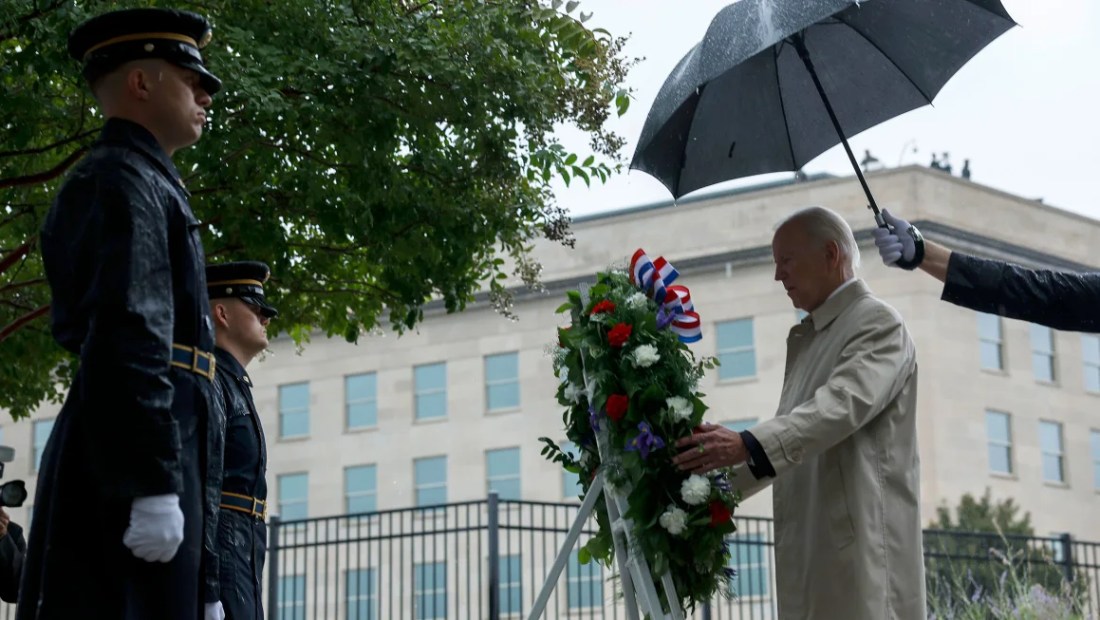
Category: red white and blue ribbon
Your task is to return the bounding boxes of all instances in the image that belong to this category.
[629,249,702,343]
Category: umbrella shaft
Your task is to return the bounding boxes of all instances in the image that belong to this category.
[792,34,882,220]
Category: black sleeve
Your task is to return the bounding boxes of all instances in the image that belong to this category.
[78,164,182,498]
[0,523,27,603]
[942,253,1100,332]
[203,376,229,603]
[740,431,776,479]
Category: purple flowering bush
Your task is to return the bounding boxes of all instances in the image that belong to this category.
[539,269,738,612]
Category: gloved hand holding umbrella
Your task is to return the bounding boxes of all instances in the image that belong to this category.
[630,0,1015,269]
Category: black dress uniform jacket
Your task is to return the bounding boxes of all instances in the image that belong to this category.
[206,348,268,620]
[0,522,26,603]
[18,118,216,619]
[942,252,1100,333]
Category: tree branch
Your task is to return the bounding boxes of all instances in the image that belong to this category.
[0,304,50,343]
[0,0,68,43]
[0,237,36,277]
[0,128,99,159]
[0,278,46,296]
[0,147,90,190]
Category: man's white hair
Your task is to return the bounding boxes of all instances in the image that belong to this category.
[778,206,861,271]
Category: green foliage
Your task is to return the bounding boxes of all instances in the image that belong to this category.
[544,268,735,613]
[925,490,1087,615]
[0,0,635,419]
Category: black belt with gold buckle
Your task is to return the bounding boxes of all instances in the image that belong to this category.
[170,344,216,381]
[220,491,267,520]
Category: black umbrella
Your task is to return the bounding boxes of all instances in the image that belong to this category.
[631,0,1015,223]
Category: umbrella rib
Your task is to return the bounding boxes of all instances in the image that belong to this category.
[772,42,798,170]
[826,18,934,104]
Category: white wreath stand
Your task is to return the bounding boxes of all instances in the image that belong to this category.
[527,283,685,620]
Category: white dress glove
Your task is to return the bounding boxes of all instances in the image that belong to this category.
[872,209,918,266]
[204,601,226,620]
[122,493,184,562]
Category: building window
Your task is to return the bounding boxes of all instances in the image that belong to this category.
[279,382,310,438]
[560,440,583,500]
[567,550,603,609]
[346,568,378,620]
[277,473,309,521]
[485,352,520,411]
[276,574,306,620]
[1091,430,1100,491]
[414,456,447,507]
[500,554,522,614]
[728,534,770,598]
[722,419,758,433]
[1039,421,1066,484]
[413,561,447,620]
[717,319,756,380]
[985,410,1013,475]
[1083,335,1100,393]
[414,363,447,420]
[346,373,378,430]
[32,419,55,473]
[345,465,377,514]
[1030,324,1056,383]
[486,447,521,500]
[978,313,1004,371]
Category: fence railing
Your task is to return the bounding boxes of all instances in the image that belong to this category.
[265,495,1100,619]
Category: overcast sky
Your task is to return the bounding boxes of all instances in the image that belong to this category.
[552,0,1100,225]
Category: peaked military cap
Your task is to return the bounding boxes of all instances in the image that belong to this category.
[206,261,278,319]
[68,8,222,95]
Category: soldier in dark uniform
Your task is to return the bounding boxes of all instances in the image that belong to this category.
[19,8,222,620]
[203,262,278,620]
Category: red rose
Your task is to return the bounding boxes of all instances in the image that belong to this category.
[708,500,732,527]
[605,394,628,422]
[590,300,616,315]
[607,323,632,348]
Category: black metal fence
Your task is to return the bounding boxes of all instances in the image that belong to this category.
[265,496,1100,620]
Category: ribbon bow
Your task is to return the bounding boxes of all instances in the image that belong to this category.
[629,249,702,343]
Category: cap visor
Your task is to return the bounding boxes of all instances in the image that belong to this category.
[177,60,221,95]
[241,296,278,319]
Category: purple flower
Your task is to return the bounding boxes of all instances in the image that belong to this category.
[712,472,732,493]
[656,306,675,330]
[588,404,601,431]
[625,421,666,460]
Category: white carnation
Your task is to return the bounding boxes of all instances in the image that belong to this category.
[658,505,688,536]
[629,344,661,368]
[579,450,593,468]
[625,292,648,309]
[681,474,711,505]
[562,382,582,403]
[666,396,693,422]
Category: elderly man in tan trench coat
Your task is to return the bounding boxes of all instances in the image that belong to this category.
[675,206,925,619]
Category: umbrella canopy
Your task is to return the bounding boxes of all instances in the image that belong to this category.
[631,0,1016,199]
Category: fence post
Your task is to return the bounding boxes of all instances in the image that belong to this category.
[267,515,281,617]
[488,492,501,620]
[701,601,712,620]
[1060,532,1075,583]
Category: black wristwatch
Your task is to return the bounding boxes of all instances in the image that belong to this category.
[894,224,925,271]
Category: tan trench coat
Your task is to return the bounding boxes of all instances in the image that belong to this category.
[737,279,924,619]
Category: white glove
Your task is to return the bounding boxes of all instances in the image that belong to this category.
[204,601,225,620]
[872,209,917,266]
[122,494,184,562]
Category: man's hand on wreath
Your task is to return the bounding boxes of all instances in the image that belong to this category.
[672,422,748,474]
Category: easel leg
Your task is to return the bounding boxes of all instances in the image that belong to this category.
[526,477,605,620]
